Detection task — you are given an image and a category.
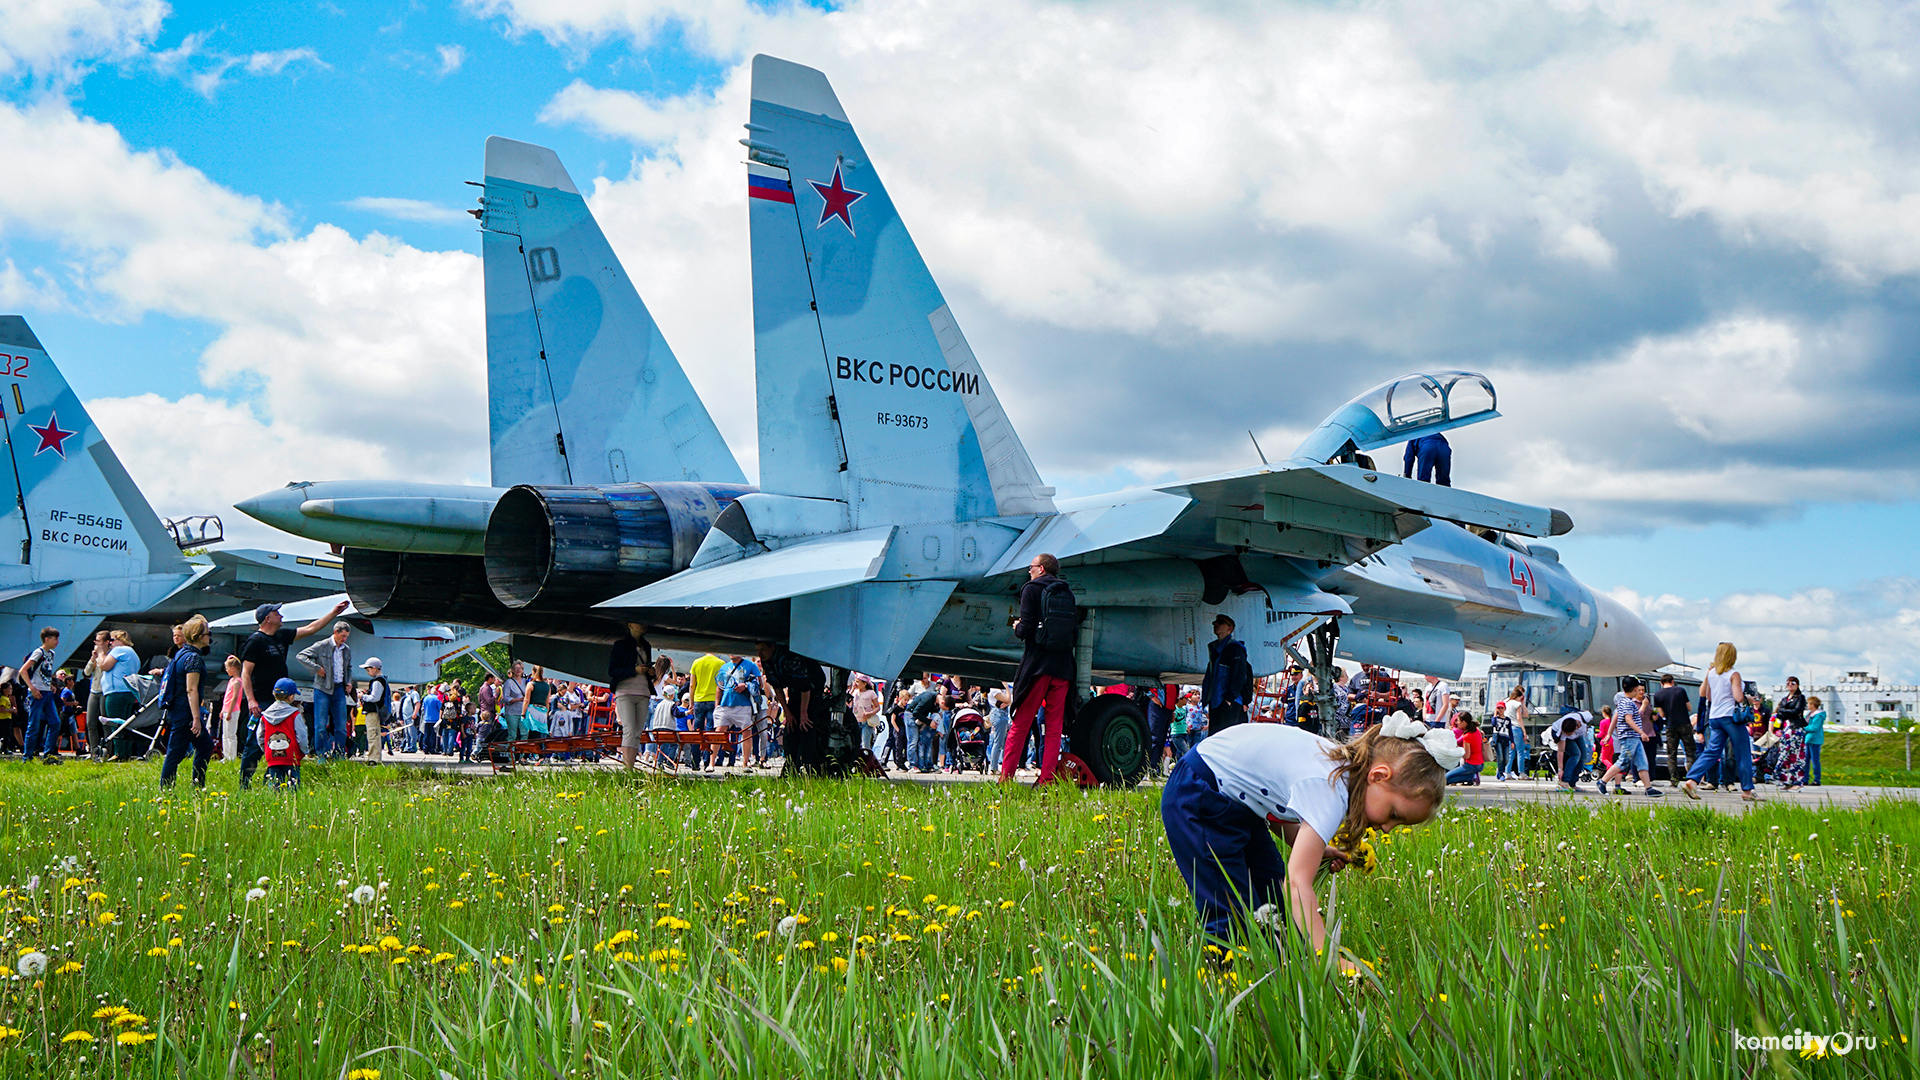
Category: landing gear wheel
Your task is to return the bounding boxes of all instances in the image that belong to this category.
[1072,694,1150,788]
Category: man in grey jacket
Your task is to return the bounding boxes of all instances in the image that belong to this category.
[297,622,354,760]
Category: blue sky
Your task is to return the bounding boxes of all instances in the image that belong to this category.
[2,0,1917,686]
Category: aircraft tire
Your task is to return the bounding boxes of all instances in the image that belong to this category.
[1073,695,1150,788]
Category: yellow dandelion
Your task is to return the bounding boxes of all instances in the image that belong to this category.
[431,952,456,965]
[54,961,82,974]
[112,1013,147,1027]
[347,1070,381,1080]
[93,1006,129,1020]
[145,947,169,958]
[62,1030,94,1043]
[0,1026,21,1039]
[378,936,403,952]
[96,912,117,925]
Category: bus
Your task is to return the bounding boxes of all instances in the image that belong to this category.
[1487,661,1702,779]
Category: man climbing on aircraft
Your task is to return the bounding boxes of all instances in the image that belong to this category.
[1001,553,1076,785]
[1403,432,1452,487]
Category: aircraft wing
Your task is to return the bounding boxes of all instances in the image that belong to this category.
[596,526,895,611]
[1158,461,1570,548]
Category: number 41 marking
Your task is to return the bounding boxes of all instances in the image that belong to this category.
[1508,555,1537,597]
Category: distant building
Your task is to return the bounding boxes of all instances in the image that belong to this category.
[1784,672,1919,728]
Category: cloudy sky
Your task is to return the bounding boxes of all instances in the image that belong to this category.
[1,0,1916,686]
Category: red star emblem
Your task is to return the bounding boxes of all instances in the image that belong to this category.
[808,164,867,234]
[29,412,74,458]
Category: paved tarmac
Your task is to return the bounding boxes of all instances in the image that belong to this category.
[374,750,1918,812]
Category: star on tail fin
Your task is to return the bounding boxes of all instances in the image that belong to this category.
[0,316,185,578]
[745,55,1054,526]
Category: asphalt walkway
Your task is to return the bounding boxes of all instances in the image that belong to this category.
[373,750,1917,812]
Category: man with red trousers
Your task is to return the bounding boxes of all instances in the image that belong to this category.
[1000,552,1077,785]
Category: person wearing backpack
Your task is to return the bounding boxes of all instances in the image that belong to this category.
[20,626,64,764]
[1000,552,1076,785]
[1201,614,1254,734]
[357,658,391,764]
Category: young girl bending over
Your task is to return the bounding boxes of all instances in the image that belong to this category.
[1161,712,1458,963]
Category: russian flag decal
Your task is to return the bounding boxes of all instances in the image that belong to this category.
[748,174,794,204]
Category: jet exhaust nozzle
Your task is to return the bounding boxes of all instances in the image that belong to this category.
[483,482,752,610]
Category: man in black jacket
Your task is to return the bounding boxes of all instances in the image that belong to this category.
[1001,552,1075,785]
[1200,614,1253,733]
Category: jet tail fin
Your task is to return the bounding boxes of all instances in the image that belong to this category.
[0,316,188,582]
[480,137,746,488]
[746,56,1054,527]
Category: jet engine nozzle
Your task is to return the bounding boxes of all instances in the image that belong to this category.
[483,482,753,610]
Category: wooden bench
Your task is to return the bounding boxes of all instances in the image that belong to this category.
[492,723,740,774]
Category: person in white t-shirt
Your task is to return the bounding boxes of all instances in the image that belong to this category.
[1421,674,1455,728]
[644,674,684,768]
[1162,712,1455,958]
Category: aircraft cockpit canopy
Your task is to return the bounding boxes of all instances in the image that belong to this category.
[1291,370,1499,465]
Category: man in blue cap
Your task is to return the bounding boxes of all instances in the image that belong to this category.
[238,599,347,789]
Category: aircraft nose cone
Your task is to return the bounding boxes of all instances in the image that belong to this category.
[1572,592,1671,675]
[234,485,306,529]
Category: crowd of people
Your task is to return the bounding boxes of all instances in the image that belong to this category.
[0,576,1829,812]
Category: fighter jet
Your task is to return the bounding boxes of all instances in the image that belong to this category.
[0,315,499,676]
[237,59,1668,783]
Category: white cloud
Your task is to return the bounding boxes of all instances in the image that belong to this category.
[0,258,67,309]
[0,0,165,82]
[0,97,487,535]
[461,0,763,58]
[150,31,326,97]
[435,43,465,76]
[1616,578,1920,687]
[344,196,472,225]
[87,392,386,550]
[485,0,1920,528]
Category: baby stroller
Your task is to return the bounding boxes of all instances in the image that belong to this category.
[950,708,989,773]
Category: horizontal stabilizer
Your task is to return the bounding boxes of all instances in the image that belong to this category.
[790,580,957,680]
[1160,463,1567,540]
[596,526,894,610]
[982,492,1191,577]
[0,579,69,605]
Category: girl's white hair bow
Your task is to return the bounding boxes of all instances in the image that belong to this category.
[1380,711,1466,771]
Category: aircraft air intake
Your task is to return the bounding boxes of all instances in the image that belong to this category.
[483,482,752,610]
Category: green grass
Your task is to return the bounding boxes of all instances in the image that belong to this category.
[1820,733,1918,786]
[1,759,1917,1078]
